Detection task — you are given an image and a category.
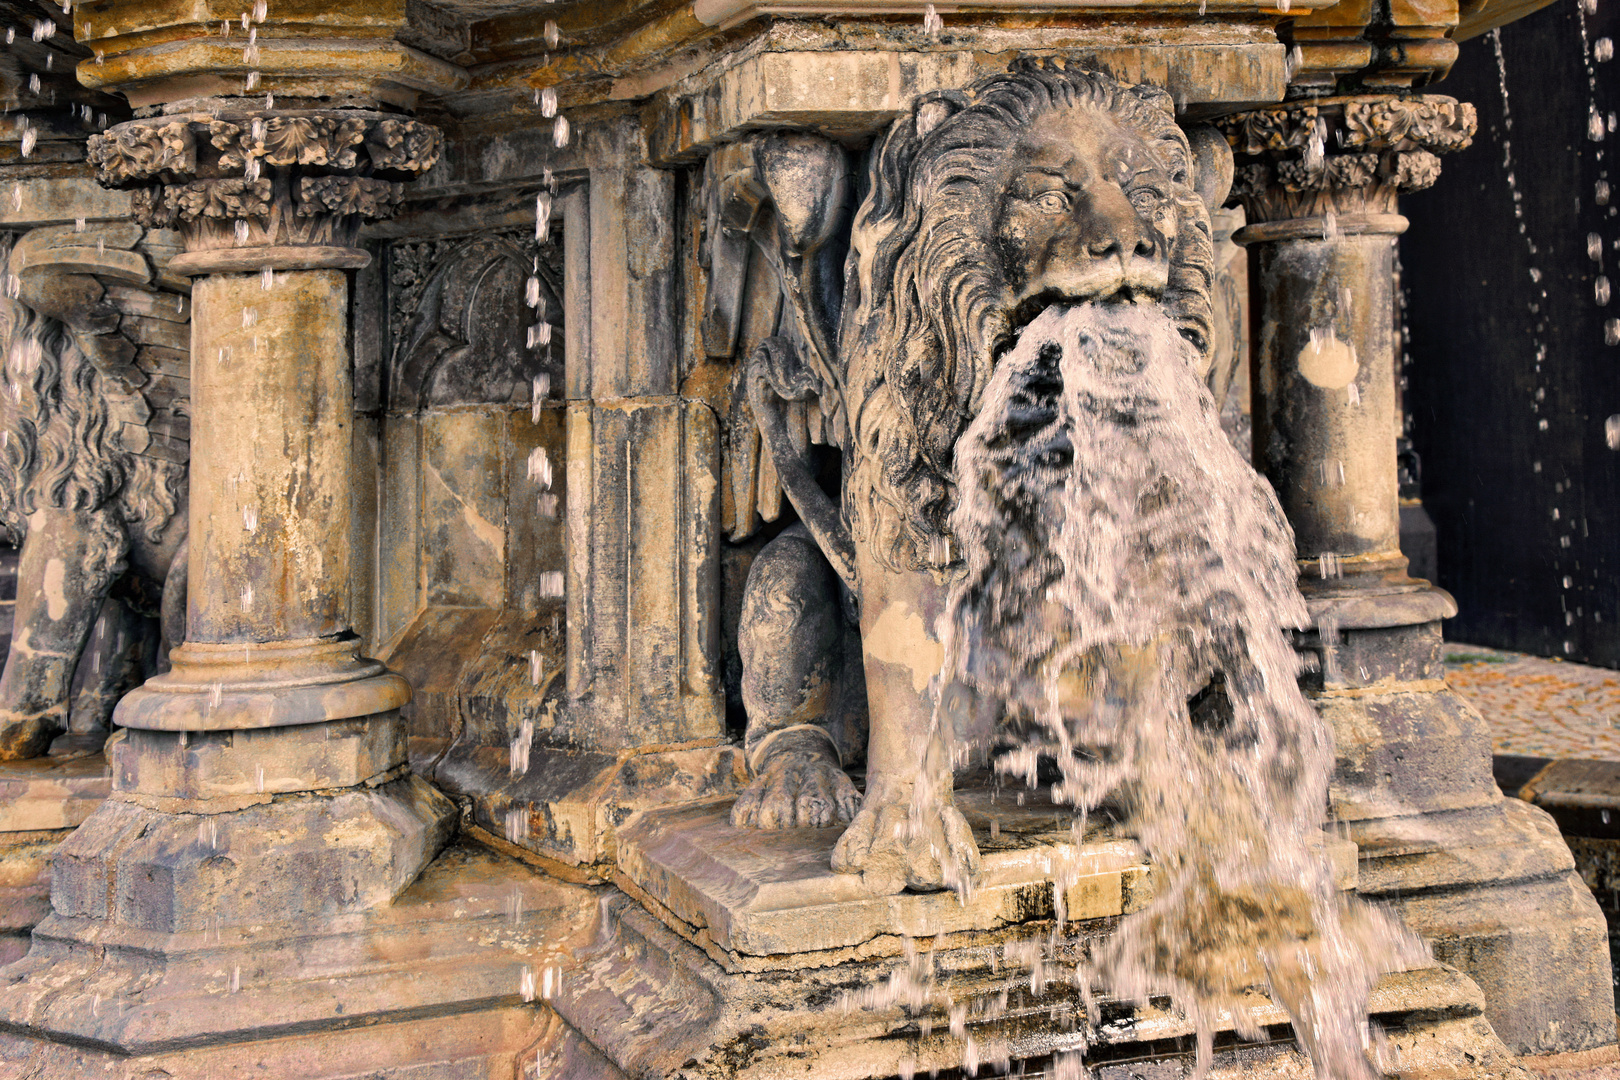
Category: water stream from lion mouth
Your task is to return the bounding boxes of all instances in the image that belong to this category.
[866,303,1427,1078]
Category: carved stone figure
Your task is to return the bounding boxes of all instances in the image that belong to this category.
[0,226,189,759]
[719,61,1232,891]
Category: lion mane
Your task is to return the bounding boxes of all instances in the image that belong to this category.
[839,60,1218,572]
[0,243,184,589]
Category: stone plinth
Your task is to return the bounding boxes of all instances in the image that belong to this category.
[0,842,600,1076]
[615,784,1354,968]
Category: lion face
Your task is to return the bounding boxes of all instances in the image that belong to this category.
[842,63,1220,574]
[993,106,1180,324]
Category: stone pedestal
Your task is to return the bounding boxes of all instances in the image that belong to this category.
[548,786,1524,1080]
[1226,97,1616,1055]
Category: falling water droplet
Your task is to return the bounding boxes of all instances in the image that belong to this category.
[1598,36,1615,61]
[1605,414,1620,449]
[1564,576,1574,588]
[922,2,943,36]
[552,115,570,148]
[543,19,560,48]
[243,506,257,532]
[261,265,274,290]
[1597,276,1612,304]
[540,87,557,118]
[527,445,552,488]
[20,128,35,157]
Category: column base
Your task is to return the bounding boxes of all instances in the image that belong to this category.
[49,774,453,932]
[1311,614,1617,1054]
[0,841,599,1076]
[115,638,411,732]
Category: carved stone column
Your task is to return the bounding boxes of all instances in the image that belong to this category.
[61,110,455,918]
[1227,97,1617,1054]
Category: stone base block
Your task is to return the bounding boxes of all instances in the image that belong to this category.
[425,739,747,875]
[549,894,1528,1080]
[50,774,455,932]
[0,752,111,831]
[615,785,1355,970]
[1354,798,1617,1054]
[0,841,601,1069]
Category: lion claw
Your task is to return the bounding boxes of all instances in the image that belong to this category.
[731,748,861,830]
[830,781,980,894]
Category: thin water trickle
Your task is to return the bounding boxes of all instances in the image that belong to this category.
[870,303,1425,1078]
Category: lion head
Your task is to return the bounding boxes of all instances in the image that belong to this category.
[840,60,1220,572]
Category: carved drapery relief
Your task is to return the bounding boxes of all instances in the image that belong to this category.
[87,113,440,252]
[1220,97,1477,226]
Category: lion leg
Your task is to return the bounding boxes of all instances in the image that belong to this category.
[54,593,155,756]
[830,546,980,894]
[730,526,862,830]
[0,506,128,760]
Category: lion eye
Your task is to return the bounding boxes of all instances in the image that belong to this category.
[1032,191,1069,214]
[1128,188,1165,215]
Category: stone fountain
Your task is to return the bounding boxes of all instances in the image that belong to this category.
[0,0,1603,1076]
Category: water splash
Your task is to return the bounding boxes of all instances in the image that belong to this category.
[932,303,1424,1077]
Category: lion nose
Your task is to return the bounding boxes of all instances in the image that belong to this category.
[1081,186,1156,260]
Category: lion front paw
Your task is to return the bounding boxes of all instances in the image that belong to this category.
[730,747,861,830]
[0,708,65,761]
[829,780,981,895]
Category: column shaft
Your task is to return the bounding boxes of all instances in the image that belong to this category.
[190,269,351,644]
[1252,233,1401,566]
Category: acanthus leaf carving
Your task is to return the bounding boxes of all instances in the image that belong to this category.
[297,176,404,218]
[1341,99,1478,153]
[1223,96,1475,226]
[365,119,443,174]
[87,121,196,184]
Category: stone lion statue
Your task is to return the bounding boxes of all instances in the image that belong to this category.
[0,225,189,759]
[713,60,1232,892]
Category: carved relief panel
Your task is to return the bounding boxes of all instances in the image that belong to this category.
[370,227,567,768]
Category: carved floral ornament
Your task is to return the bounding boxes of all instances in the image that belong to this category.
[87,113,438,230]
[1219,96,1475,223]
[1218,98,1477,156]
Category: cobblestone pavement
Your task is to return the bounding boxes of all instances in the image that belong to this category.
[1444,642,1620,762]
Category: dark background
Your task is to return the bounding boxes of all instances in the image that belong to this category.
[1403,0,1620,667]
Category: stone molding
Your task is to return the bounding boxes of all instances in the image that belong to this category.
[87,112,440,258]
[1221,96,1476,229]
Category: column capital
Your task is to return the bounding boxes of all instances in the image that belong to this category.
[1220,95,1476,242]
[86,110,441,273]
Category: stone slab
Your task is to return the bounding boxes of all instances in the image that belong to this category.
[0,841,601,1058]
[550,893,1527,1080]
[0,754,111,832]
[650,44,1290,165]
[616,785,1358,962]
